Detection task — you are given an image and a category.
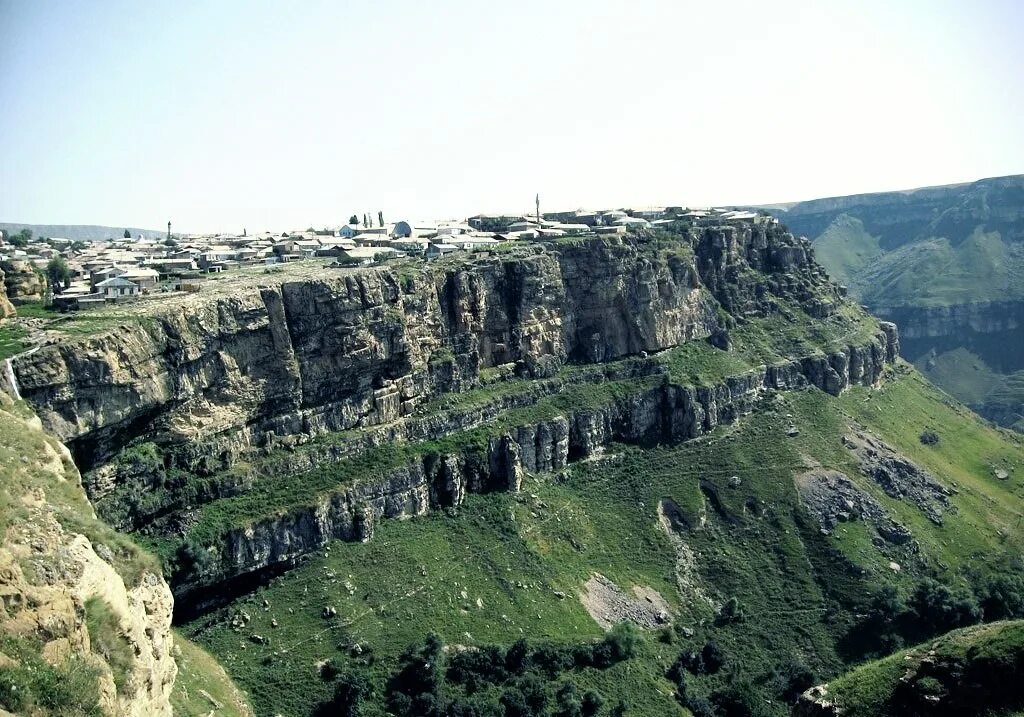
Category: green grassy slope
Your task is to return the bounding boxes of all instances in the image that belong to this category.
[822,620,1024,717]
[179,365,1024,716]
[781,175,1024,433]
[810,214,883,288]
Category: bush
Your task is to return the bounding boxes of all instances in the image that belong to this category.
[603,622,640,661]
[919,430,940,445]
[386,633,445,715]
[700,641,726,674]
[908,578,982,634]
[712,679,769,717]
[581,690,605,717]
[772,659,816,702]
[686,695,717,717]
[717,596,745,624]
[978,574,1024,620]
[315,668,373,717]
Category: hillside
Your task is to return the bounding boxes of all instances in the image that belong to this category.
[0,222,166,241]
[799,620,1024,716]
[3,223,1024,716]
[765,175,1024,432]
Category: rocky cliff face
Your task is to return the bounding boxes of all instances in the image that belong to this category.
[0,398,177,716]
[9,227,877,614]
[14,228,822,474]
[876,300,1023,368]
[175,329,895,606]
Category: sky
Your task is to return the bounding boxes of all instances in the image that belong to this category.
[1,0,1022,234]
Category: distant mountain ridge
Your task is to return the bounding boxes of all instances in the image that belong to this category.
[760,174,1024,431]
[0,222,166,241]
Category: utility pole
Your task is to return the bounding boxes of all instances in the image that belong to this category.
[535,193,540,226]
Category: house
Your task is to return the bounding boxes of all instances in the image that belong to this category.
[508,221,540,233]
[390,238,429,254]
[146,257,197,274]
[95,276,139,299]
[336,246,401,265]
[89,265,123,288]
[425,242,458,259]
[118,267,159,291]
[446,236,500,251]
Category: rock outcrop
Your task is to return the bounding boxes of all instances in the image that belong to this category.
[0,397,177,716]
[0,259,45,303]
[0,267,15,318]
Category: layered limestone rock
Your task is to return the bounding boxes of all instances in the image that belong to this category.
[13,236,730,470]
[179,331,896,601]
[13,229,831,474]
[0,400,176,716]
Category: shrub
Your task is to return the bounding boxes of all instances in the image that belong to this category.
[315,668,373,717]
[686,695,717,717]
[386,633,445,715]
[700,641,726,674]
[718,596,745,623]
[978,574,1024,620]
[712,679,769,717]
[581,690,605,717]
[919,430,940,445]
[908,578,982,634]
[772,659,816,702]
[603,622,640,661]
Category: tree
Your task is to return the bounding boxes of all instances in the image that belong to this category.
[46,256,72,291]
[349,214,359,226]
[123,229,131,239]
[7,229,31,247]
[378,210,384,228]
[70,240,89,252]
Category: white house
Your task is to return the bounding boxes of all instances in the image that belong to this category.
[95,276,139,299]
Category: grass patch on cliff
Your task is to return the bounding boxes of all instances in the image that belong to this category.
[0,324,29,360]
[0,633,104,716]
[84,596,134,695]
[164,376,664,553]
[171,632,253,717]
[0,395,159,586]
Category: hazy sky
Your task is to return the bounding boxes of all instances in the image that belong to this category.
[2,0,1022,233]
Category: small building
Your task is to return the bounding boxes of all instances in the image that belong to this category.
[118,267,159,291]
[391,220,413,238]
[425,242,458,259]
[95,276,139,299]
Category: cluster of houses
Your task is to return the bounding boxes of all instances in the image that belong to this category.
[0,206,772,309]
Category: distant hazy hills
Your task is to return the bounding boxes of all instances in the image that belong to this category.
[0,223,165,241]
[763,175,1024,431]
[771,175,1024,308]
